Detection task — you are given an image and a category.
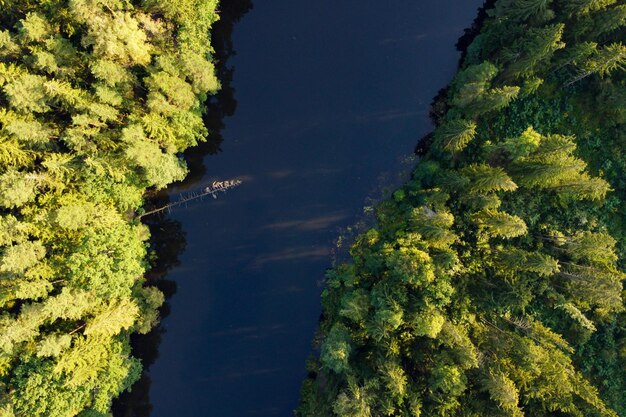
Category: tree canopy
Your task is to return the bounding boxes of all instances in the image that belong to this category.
[0,0,219,415]
[298,0,626,415]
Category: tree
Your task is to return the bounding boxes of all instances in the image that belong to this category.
[471,86,521,116]
[562,231,618,267]
[493,0,555,23]
[0,137,34,167]
[567,42,626,85]
[0,170,40,208]
[482,371,524,417]
[496,126,542,160]
[496,248,560,276]
[590,4,626,38]
[339,289,370,326]
[428,362,466,398]
[380,361,407,402]
[84,299,139,338]
[557,264,623,311]
[500,23,565,78]
[320,324,353,374]
[508,129,611,200]
[410,306,446,338]
[450,62,499,108]
[558,303,597,332]
[332,379,373,417]
[409,207,458,249]
[461,164,518,193]
[470,210,528,239]
[437,321,479,369]
[386,247,435,287]
[572,5,626,39]
[563,0,617,17]
[0,240,46,273]
[434,118,477,154]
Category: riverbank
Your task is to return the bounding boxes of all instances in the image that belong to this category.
[0,2,221,415]
[297,1,626,416]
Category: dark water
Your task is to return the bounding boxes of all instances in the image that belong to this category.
[119,1,485,416]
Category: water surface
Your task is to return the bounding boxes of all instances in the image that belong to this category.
[144,1,484,416]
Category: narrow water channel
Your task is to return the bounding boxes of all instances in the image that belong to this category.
[122,1,485,416]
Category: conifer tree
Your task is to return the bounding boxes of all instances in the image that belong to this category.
[461,164,518,193]
[434,118,477,154]
[493,0,555,24]
[470,210,528,239]
[501,23,566,78]
[562,0,617,17]
[0,0,220,413]
[567,42,626,84]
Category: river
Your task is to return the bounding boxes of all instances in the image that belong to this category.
[114,1,485,416]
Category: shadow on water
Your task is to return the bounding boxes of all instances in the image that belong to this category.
[179,0,255,188]
[111,1,253,415]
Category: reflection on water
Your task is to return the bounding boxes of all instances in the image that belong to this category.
[111,1,253,415]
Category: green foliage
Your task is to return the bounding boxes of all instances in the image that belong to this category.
[563,0,617,17]
[501,24,566,78]
[320,325,353,375]
[0,0,220,414]
[493,0,555,23]
[483,371,524,417]
[0,240,45,273]
[471,210,528,239]
[504,128,612,200]
[496,247,560,276]
[461,164,518,193]
[297,1,626,416]
[568,43,626,84]
[434,118,477,153]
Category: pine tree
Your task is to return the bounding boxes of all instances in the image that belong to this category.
[501,23,566,78]
[562,0,617,17]
[557,264,623,311]
[434,118,477,154]
[496,247,560,276]
[496,126,543,160]
[332,379,373,417]
[450,62,499,108]
[409,207,458,249]
[591,4,626,38]
[493,0,555,23]
[482,371,524,417]
[339,289,370,326]
[471,85,521,115]
[567,42,626,84]
[84,298,139,337]
[562,231,618,267]
[461,164,518,193]
[471,210,528,239]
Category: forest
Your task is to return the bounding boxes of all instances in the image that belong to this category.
[0,0,625,416]
[297,0,626,416]
[0,0,220,415]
